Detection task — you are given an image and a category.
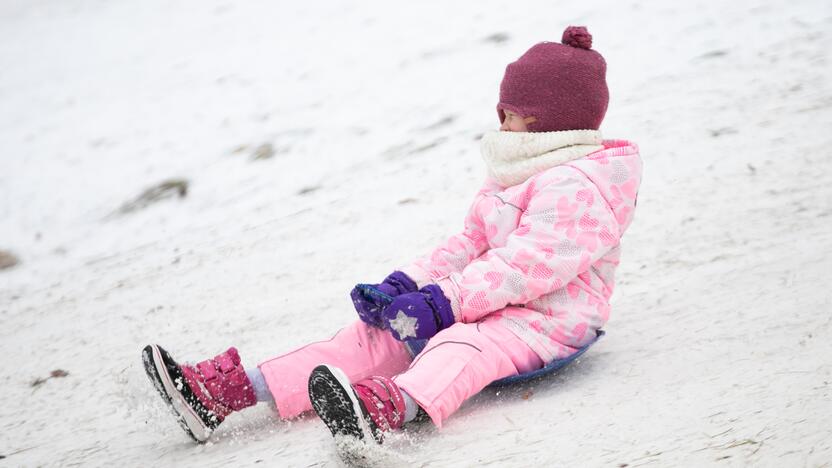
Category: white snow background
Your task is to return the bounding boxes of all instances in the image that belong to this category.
[1,0,831,466]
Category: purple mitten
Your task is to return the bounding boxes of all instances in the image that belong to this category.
[351,271,418,328]
[382,285,455,341]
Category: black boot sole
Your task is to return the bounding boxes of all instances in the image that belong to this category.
[141,344,219,443]
[308,364,382,443]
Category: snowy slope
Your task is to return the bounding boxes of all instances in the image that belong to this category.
[1,0,831,466]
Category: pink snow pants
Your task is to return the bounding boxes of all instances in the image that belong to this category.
[258,319,543,427]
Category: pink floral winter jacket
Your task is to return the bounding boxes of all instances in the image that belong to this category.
[401,131,642,362]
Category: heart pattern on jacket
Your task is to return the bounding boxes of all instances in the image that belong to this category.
[401,139,642,362]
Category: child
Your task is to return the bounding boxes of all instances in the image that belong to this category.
[142,25,642,445]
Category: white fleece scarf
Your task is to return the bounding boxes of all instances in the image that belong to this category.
[480,130,604,187]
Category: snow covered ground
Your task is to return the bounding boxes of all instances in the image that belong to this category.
[2,0,831,466]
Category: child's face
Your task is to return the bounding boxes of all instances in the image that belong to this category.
[500,109,532,132]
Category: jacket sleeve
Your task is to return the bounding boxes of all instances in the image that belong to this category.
[399,181,496,288]
[437,173,621,323]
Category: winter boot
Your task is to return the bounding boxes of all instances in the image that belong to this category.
[308,364,406,443]
[141,344,257,442]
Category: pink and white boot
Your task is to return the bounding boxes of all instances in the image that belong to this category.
[141,344,257,442]
[308,364,406,443]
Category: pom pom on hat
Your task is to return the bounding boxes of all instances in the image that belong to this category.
[562,26,593,50]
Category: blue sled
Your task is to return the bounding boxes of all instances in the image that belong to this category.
[355,283,604,387]
[487,329,603,387]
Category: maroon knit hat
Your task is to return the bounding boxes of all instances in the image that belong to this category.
[497,26,609,132]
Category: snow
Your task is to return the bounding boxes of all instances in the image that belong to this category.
[2,0,831,465]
